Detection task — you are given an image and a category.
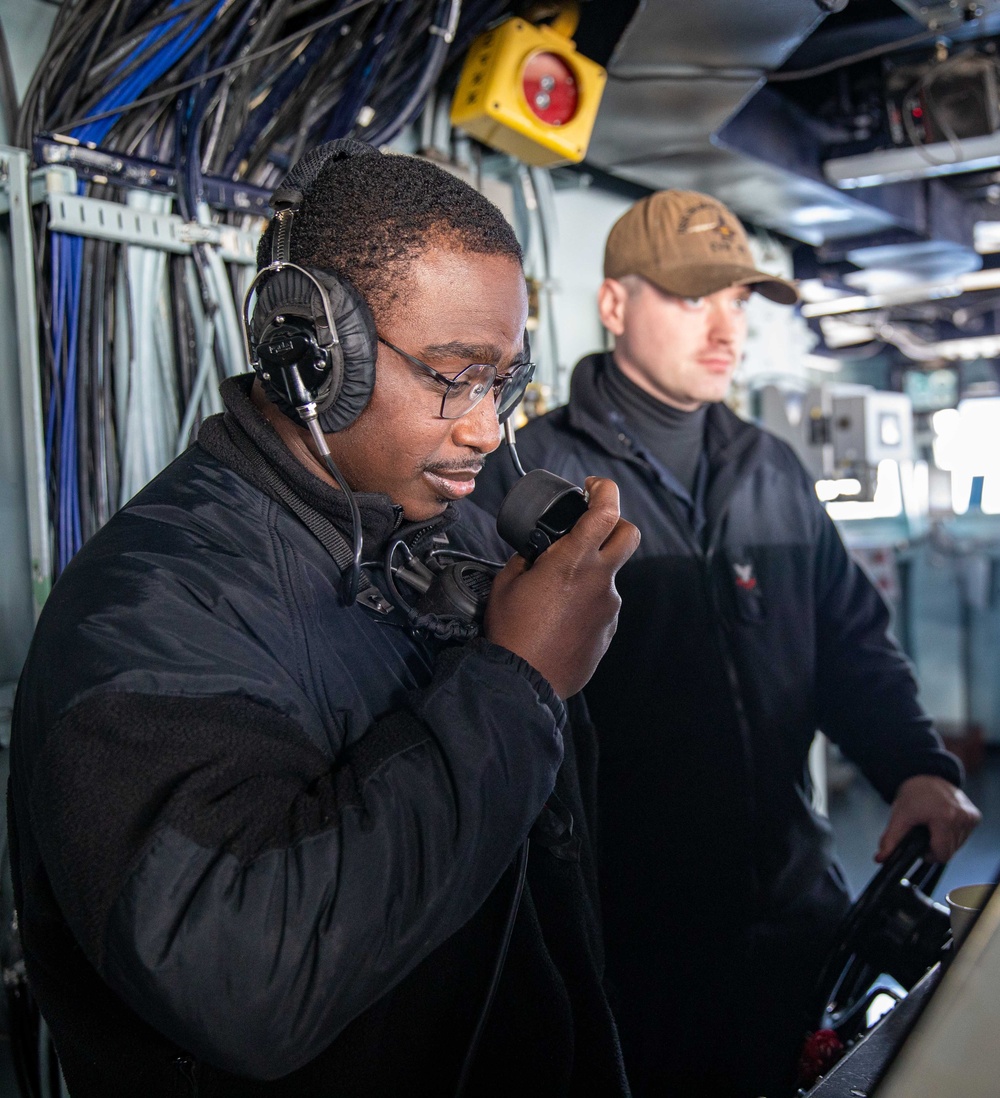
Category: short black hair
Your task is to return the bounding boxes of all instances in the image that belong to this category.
[257,149,523,321]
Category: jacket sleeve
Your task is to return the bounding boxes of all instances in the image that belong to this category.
[27,639,565,1079]
[810,483,962,801]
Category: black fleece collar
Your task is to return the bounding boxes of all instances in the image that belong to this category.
[567,352,762,475]
[197,374,456,558]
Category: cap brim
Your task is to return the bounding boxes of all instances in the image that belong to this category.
[733,272,799,306]
[641,263,799,306]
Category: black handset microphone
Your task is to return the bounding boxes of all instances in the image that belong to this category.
[386,464,588,638]
[495,417,589,563]
[496,468,589,563]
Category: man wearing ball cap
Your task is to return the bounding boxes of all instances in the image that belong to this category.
[474,189,979,1098]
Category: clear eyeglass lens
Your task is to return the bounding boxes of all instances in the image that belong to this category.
[440,360,535,419]
[497,361,534,415]
[442,364,497,418]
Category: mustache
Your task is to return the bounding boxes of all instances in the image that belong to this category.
[422,460,485,476]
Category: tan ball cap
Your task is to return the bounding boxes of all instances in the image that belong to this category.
[603,190,798,305]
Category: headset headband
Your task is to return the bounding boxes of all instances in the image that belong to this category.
[243,139,378,369]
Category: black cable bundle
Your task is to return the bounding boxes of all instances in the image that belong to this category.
[18,0,511,187]
[15,0,512,576]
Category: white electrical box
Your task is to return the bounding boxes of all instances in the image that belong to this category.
[757,383,914,501]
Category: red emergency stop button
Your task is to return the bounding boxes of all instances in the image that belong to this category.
[522,52,578,126]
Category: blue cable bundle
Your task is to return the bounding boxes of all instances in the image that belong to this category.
[46,229,84,572]
[74,0,229,147]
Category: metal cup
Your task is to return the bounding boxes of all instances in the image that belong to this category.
[946,883,994,945]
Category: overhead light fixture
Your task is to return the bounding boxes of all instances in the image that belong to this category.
[824,132,1000,189]
[802,353,844,373]
[785,205,858,226]
[974,221,1000,253]
[801,281,964,317]
[842,268,926,294]
[815,478,862,502]
[932,334,1000,360]
[797,278,853,304]
[818,315,877,348]
[799,268,1000,318]
[956,267,1000,291]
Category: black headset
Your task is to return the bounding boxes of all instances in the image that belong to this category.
[240,141,575,621]
[241,139,385,604]
[241,138,379,435]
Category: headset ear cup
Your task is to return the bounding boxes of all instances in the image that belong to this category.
[248,268,377,433]
[314,274,377,433]
[251,268,343,415]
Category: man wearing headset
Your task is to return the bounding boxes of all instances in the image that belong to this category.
[8,142,639,1097]
[473,189,981,1098]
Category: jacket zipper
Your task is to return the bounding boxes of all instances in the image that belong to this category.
[653,470,760,875]
[703,515,762,898]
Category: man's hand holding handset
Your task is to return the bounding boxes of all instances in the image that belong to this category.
[486,474,640,700]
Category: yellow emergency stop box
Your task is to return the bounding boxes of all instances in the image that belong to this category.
[450,15,607,168]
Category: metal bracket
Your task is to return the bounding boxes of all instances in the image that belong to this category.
[357,587,395,615]
[0,164,70,215]
[34,135,272,215]
[44,173,258,264]
[0,156,261,263]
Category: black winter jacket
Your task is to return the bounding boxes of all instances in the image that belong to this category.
[9,375,629,1098]
[473,353,961,962]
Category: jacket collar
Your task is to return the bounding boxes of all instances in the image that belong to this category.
[565,353,635,459]
[567,352,762,474]
[566,353,767,542]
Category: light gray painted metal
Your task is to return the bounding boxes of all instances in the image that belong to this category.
[589,74,764,167]
[581,0,996,264]
[606,0,827,73]
[826,131,1000,188]
[45,181,259,264]
[588,0,824,170]
[0,0,61,681]
[0,228,34,679]
[602,144,901,245]
[1,146,51,617]
[583,0,899,246]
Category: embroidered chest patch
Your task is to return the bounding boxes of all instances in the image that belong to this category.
[733,562,758,591]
